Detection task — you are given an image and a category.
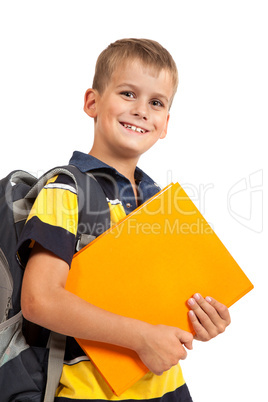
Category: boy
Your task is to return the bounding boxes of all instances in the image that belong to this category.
[18,39,231,401]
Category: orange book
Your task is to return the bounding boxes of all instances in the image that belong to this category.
[65,182,253,395]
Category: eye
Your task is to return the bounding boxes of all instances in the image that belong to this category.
[151,99,164,108]
[120,91,135,99]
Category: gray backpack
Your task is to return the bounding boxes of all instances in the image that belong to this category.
[0,165,110,401]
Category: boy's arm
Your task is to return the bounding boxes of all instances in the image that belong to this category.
[21,243,193,376]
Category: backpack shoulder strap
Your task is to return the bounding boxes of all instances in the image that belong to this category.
[66,165,111,251]
[44,332,66,402]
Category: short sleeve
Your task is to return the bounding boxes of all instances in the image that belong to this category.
[17,174,78,267]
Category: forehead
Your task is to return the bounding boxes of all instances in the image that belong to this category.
[109,59,174,96]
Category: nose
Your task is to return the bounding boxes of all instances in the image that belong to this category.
[131,99,149,120]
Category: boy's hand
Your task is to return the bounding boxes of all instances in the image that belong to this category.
[187,293,231,341]
[136,324,193,375]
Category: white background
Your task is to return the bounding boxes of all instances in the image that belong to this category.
[1,1,267,400]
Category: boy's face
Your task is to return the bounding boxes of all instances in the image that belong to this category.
[85,59,174,163]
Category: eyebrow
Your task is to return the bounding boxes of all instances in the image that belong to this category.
[116,83,170,104]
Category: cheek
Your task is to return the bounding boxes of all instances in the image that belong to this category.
[108,95,125,115]
[98,106,120,129]
[159,114,169,135]
[154,115,168,133]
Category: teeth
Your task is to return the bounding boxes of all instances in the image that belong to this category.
[123,123,145,133]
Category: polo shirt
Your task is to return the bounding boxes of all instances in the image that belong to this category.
[17,151,192,402]
[69,151,162,212]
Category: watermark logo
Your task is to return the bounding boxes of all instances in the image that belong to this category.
[6,167,263,235]
[227,170,263,233]
[111,216,214,239]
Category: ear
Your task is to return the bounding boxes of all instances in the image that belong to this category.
[84,89,98,118]
[159,113,170,139]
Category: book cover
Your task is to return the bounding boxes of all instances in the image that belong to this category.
[65,182,253,395]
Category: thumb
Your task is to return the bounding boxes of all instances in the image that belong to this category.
[177,330,194,350]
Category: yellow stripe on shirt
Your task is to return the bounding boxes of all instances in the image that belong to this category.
[27,175,78,235]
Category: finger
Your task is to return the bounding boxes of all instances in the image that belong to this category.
[188,296,217,332]
[188,310,210,341]
[192,293,224,327]
[177,329,194,350]
[178,345,188,360]
[184,340,193,350]
[205,296,231,325]
[182,335,193,350]
[189,294,231,337]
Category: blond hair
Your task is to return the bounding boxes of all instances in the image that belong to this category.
[92,38,178,103]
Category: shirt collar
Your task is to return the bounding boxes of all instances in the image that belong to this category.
[69,151,158,186]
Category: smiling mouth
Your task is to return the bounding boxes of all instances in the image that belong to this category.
[120,122,148,134]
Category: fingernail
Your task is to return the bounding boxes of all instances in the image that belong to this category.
[189,310,195,317]
[193,293,201,301]
[205,296,212,303]
[188,298,195,306]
